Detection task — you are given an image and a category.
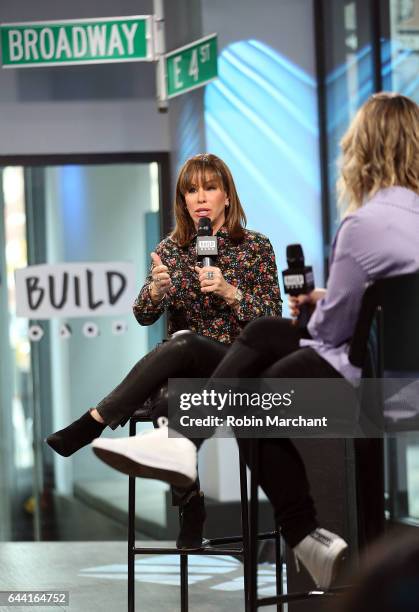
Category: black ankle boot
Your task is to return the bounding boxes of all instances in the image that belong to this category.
[176,492,206,550]
[46,411,107,457]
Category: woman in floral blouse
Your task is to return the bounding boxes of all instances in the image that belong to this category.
[47,153,282,548]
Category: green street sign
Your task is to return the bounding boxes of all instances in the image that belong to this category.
[0,16,154,68]
[166,34,217,99]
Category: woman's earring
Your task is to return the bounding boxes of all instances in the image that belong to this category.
[225,201,229,207]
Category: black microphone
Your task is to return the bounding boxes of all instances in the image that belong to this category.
[196,217,218,267]
[282,244,315,327]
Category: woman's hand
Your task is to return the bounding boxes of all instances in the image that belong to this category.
[288,288,326,320]
[195,265,237,303]
[149,252,172,303]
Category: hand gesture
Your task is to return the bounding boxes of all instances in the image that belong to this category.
[150,252,172,302]
[195,265,236,302]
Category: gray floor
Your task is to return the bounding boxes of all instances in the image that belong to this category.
[0,542,280,612]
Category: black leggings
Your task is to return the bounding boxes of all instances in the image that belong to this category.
[206,316,343,546]
[96,318,342,546]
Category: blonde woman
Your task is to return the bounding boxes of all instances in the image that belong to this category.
[92,93,419,589]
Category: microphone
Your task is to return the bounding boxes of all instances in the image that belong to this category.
[196,217,218,267]
[282,244,315,327]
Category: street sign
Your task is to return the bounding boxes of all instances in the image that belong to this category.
[0,16,154,68]
[165,33,217,99]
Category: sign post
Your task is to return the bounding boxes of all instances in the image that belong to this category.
[0,13,218,105]
[0,16,154,68]
[165,33,217,99]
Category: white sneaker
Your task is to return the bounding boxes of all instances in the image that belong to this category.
[293,528,348,589]
[92,418,197,488]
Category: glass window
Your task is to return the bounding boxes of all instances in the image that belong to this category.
[0,162,166,541]
[384,0,419,98]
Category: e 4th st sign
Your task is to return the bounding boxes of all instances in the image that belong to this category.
[166,34,217,98]
[0,16,153,67]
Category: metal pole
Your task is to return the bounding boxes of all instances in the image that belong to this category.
[153,0,168,111]
[239,449,250,612]
[249,440,259,610]
[313,0,332,277]
[127,419,137,612]
[275,529,282,612]
[180,554,189,612]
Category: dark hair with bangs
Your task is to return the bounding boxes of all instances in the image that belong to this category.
[171,153,247,247]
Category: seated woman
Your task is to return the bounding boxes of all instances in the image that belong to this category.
[91,92,419,590]
[47,153,282,549]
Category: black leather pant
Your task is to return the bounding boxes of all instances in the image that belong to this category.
[96,330,228,505]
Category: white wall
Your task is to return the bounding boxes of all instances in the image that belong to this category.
[202,0,316,76]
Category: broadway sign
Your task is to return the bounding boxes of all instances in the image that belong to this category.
[0,16,154,67]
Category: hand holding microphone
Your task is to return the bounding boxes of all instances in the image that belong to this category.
[149,252,172,303]
[282,244,318,327]
[195,217,239,304]
[195,264,231,297]
[288,290,325,319]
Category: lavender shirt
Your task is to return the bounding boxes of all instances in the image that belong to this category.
[301,187,419,381]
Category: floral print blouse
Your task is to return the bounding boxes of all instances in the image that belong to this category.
[133,226,282,345]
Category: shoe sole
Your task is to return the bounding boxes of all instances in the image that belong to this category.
[320,543,348,589]
[92,446,194,488]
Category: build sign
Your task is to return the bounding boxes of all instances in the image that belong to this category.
[0,16,154,67]
[15,262,136,318]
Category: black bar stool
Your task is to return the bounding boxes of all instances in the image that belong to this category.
[127,407,282,612]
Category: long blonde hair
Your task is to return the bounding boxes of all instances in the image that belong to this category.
[338,92,419,215]
[171,154,247,247]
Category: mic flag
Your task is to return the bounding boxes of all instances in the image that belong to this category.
[196,217,218,267]
[282,243,315,327]
[282,244,314,295]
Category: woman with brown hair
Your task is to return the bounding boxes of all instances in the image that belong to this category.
[92,93,419,590]
[47,153,282,549]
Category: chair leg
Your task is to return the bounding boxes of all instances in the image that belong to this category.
[128,419,137,612]
[180,554,188,612]
[275,531,283,612]
[128,476,136,612]
[249,440,259,611]
[239,448,250,612]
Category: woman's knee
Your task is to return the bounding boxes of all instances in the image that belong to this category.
[240,316,292,352]
[169,331,227,373]
[170,329,200,354]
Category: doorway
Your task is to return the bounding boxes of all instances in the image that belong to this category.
[0,153,171,541]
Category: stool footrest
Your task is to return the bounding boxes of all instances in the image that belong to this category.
[133,546,244,556]
[207,530,278,546]
[257,585,351,608]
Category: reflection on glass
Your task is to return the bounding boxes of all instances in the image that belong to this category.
[387,0,419,100]
[384,1,419,526]
[1,163,166,541]
[1,167,36,541]
[407,437,419,519]
[3,168,33,469]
